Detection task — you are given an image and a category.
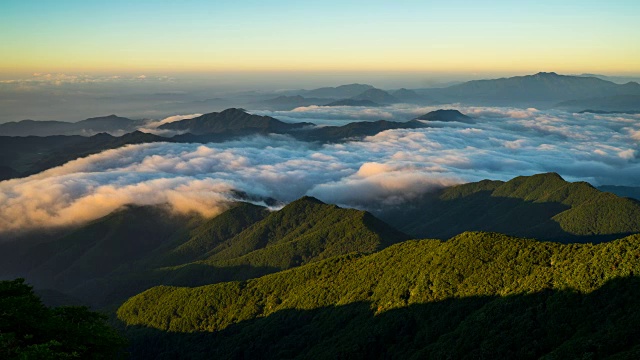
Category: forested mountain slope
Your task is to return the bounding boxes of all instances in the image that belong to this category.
[119,231,640,359]
[381,172,640,242]
[2,198,407,307]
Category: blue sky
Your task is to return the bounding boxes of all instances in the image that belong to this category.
[1,0,639,74]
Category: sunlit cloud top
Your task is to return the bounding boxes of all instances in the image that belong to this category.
[1,0,639,74]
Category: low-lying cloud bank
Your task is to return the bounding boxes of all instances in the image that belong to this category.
[1,106,639,234]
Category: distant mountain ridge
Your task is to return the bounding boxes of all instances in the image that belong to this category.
[0,130,167,178]
[294,119,429,142]
[0,115,144,136]
[252,95,329,110]
[418,72,640,107]
[555,94,640,112]
[301,83,375,98]
[350,88,399,104]
[158,108,313,135]
[324,99,382,107]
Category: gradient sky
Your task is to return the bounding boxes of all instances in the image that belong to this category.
[1,0,639,74]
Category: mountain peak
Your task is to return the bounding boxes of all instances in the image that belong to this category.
[414,109,474,123]
[218,108,247,115]
[533,72,559,77]
[288,196,326,206]
[158,108,311,135]
[532,172,564,181]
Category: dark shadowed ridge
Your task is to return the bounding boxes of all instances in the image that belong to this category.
[0,165,20,181]
[158,108,313,135]
[294,119,429,142]
[414,109,474,123]
[0,131,168,179]
[0,115,143,136]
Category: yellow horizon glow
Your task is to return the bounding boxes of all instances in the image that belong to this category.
[2,1,639,76]
[1,49,638,75]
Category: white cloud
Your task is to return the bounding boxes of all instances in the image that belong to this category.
[2,106,640,234]
[138,113,202,135]
[504,139,527,149]
[618,149,636,160]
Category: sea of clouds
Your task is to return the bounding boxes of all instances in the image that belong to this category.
[0,105,639,234]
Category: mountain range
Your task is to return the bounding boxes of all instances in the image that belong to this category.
[0,108,454,180]
[3,73,638,134]
[0,115,145,136]
[417,72,640,108]
[3,72,640,358]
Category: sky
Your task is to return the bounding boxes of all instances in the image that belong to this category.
[1,0,639,75]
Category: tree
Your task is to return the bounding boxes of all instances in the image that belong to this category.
[0,278,128,359]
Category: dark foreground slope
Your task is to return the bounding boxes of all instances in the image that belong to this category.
[119,231,640,359]
[381,172,640,242]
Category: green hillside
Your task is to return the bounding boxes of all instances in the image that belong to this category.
[15,205,201,290]
[382,172,640,241]
[201,196,407,268]
[5,197,406,307]
[149,196,408,289]
[160,202,270,266]
[118,231,640,359]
